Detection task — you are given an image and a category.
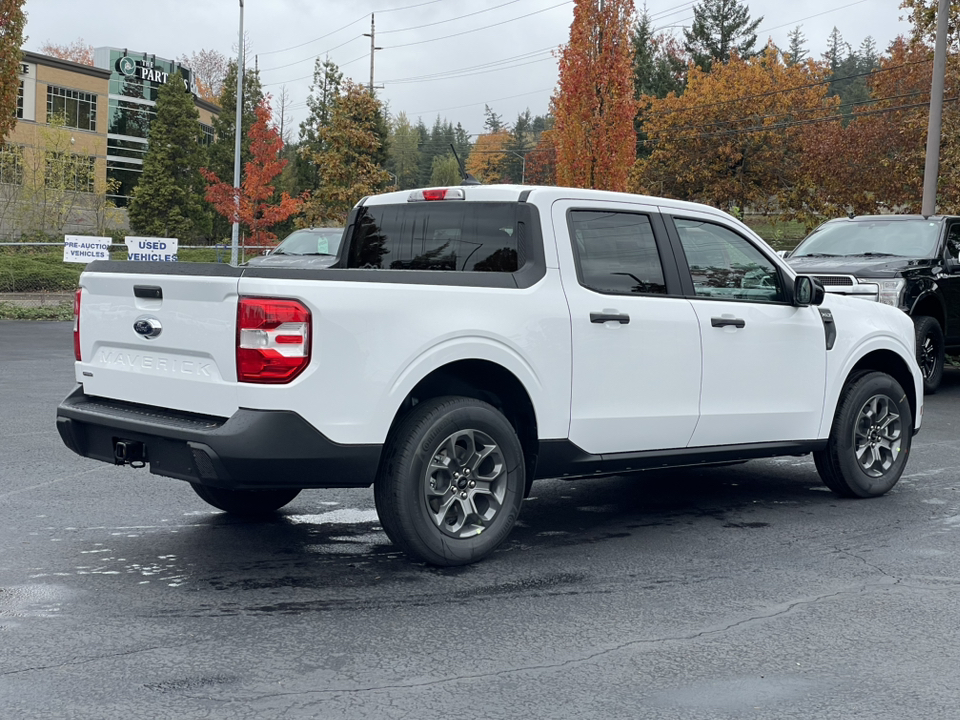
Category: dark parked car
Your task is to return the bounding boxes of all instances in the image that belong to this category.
[245,227,344,268]
[787,215,960,393]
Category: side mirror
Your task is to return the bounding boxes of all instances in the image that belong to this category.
[776,250,789,259]
[794,275,824,307]
[946,257,960,274]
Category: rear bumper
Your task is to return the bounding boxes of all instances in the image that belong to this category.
[56,386,381,490]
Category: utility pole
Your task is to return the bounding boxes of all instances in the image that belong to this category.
[922,0,949,217]
[363,14,382,93]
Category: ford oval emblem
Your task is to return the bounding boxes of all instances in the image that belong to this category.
[133,316,162,340]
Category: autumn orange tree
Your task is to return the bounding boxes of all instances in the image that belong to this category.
[0,0,26,142]
[788,37,942,223]
[201,99,304,246]
[553,0,637,191]
[300,81,390,226]
[465,131,510,183]
[631,45,835,215]
[525,128,558,185]
[39,38,94,65]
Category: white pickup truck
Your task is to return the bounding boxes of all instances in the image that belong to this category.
[57,185,923,566]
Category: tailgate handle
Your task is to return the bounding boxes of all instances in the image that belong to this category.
[134,285,163,299]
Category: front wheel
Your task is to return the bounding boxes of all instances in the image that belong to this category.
[913,315,944,394]
[191,484,301,516]
[813,371,912,498]
[374,396,525,566]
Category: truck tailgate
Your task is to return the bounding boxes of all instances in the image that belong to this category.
[76,263,242,418]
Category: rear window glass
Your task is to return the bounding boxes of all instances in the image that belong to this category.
[346,202,520,272]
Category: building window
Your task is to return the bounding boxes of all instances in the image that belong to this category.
[45,152,96,193]
[199,123,214,146]
[16,81,24,119]
[46,86,97,132]
[0,144,24,185]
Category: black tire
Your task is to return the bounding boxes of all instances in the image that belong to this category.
[374,396,525,566]
[913,315,944,394]
[190,483,301,516]
[813,371,912,498]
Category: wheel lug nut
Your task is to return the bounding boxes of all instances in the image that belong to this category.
[460,491,467,499]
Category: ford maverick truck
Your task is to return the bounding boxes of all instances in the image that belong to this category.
[57,186,923,566]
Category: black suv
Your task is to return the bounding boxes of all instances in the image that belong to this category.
[787,215,960,393]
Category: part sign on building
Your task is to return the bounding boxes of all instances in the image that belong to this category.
[125,237,178,262]
[63,236,112,263]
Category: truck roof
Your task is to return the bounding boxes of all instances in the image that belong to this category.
[360,184,735,221]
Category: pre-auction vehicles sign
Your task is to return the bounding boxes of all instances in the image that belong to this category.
[63,236,111,263]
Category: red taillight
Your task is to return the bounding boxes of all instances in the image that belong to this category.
[422,188,448,201]
[73,288,82,361]
[236,297,311,384]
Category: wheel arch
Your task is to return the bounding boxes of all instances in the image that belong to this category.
[382,359,540,496]
[909,292,945,327]
[846,349,919,427]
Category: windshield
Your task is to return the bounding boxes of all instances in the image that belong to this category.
[791,219,941,259]
[273,228,343,256]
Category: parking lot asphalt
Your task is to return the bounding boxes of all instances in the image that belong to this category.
[2,319,960,719]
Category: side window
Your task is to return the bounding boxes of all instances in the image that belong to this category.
[568,210,667,295]
[674,218,784,303]
[946,224,960,259]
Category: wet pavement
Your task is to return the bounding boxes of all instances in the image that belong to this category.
[2,320,960,719]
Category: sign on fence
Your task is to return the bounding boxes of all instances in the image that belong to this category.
[63,236,112,264]
[125,236,179,262]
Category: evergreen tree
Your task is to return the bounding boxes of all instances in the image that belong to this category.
[429,154,461,186]
[129,71,210,241]
[683,0,763,72]
[295,57,343,193]
[822,29,876,116]
[483,105,505,132]
[387,111,421,189]
[786,25,808,66]
[632,9,686,99]
[505,109,533,183]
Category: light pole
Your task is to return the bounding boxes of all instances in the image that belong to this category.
[509,151,526,184]
[230,0,245,265]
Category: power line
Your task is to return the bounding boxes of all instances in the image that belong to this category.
[261,35,365,73]
[258,0,447,56]
[379,0,526,34]
[383,0,574,49]
[410,87,555,115]
[381,46,557,84]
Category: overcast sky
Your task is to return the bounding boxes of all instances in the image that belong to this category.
[25,0,913,139]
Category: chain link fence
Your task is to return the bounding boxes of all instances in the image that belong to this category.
[0,242,263,317]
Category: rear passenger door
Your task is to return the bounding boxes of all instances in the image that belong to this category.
[552,200,702,455]
[664,211,827,447]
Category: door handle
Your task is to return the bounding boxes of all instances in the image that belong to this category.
[591,312,630,324]
[711,317,746,328]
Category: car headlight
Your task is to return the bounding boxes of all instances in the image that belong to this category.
[876,278,905,307]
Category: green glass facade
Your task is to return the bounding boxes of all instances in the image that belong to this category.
[94,47,215,206]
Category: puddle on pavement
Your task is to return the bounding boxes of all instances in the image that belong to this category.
[24,505,389,586]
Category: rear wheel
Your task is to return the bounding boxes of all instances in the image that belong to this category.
[814,371,912,498]
[190,484,301,516]
[913,315,944,394]
[375,396,525,566]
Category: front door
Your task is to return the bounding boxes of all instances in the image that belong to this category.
[666,213,828,447]
[552,200,702,455]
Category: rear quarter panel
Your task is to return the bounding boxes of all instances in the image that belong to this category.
[235,271,572,445]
